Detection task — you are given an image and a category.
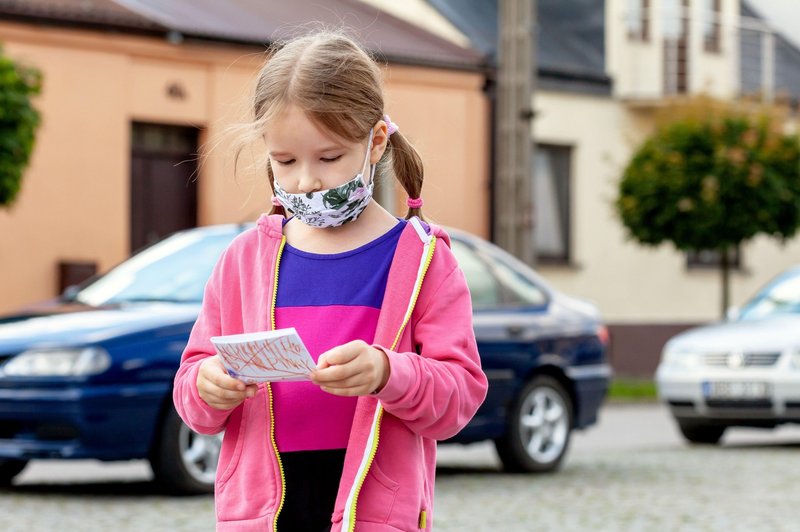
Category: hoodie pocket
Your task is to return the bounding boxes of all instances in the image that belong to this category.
[358,458,400,524]
[215,398,249,488]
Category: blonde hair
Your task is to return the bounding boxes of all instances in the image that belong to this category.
[235,30,425,220]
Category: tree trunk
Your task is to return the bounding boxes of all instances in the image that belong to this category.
[720,246,730,320]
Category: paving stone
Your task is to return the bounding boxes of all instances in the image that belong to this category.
[3,405,799,531]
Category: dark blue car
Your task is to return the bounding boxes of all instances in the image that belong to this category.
[0,223,609,493]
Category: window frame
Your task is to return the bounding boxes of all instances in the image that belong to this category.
[627,0,650,43]
[702,0,722,54]
[686,246,742,270]
[534,143,572,265]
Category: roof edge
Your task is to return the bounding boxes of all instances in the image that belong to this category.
[0,7,491,72]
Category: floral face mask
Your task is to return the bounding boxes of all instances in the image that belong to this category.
[272,131,375,228]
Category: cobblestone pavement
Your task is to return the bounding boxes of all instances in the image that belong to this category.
[2,404,799,531]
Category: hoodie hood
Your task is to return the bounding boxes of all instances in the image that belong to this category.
[256,213,452,247]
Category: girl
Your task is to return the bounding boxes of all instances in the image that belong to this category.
[173,31,488,532]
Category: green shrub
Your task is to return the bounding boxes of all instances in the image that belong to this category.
[0,46,42,208]
[607,378,658,402]
[616,97,800,315]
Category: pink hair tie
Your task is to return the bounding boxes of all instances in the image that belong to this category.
[383,114,399,136]
[271,196,282,206]
[406,197,424,209]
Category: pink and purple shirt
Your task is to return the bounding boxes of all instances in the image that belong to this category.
[272,219,406,451]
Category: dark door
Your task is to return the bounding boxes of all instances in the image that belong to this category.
[130,123,199,253]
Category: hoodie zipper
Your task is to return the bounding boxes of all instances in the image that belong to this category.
[344,235,437,532]
[270,236,287,532]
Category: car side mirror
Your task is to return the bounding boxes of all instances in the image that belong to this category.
[725,306,740,322]
[61,285,81,302]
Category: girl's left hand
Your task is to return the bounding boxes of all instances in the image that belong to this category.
[311,340,390,396]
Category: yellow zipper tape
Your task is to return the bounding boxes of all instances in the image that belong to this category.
[270,236,287,532]
[345,235,437,532]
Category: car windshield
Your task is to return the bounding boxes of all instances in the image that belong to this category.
[74,229,238,306]
[738,269,800,321]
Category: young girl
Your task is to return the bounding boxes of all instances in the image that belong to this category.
[173,31,487,532]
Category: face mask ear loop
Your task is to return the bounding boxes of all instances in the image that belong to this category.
[362,129,375,186]
[369,162,376,184]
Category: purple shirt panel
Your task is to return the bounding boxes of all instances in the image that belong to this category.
[272,219,405,451]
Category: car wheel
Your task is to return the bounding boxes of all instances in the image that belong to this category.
[676,418,726,445]
[494,375,573,473]
[0,459,28,486]
[150,404,222,494]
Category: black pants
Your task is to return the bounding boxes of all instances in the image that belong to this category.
[275,449,346,532]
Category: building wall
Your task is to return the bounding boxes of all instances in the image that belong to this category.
[0,21,489,314]
[534,89,800,324]
[607,0,740,100]
[539,1,800,375]
[687,0,740,97]
[606,0,665,98]
[534,87,800,375]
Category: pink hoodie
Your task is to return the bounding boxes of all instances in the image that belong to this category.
[173,214,488,531]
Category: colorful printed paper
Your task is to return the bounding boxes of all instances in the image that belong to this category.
[210,328,316,383]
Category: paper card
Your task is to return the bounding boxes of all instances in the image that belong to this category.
[210,328,316,383]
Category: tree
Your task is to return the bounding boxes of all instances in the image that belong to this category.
[616,97,800,318]
[0,46,42,208]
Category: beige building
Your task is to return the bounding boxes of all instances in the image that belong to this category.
[0,0,490,314]
[542,0,800,373]
[426,0,800,375]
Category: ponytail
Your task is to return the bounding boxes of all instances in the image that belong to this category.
[386,130,425,221]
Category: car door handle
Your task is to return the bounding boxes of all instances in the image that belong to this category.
[506,325,525,338]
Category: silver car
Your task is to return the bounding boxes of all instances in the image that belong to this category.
[656,266,800,444]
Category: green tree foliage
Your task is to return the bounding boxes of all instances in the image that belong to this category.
[0,46,42,208]
[616,98,800,317]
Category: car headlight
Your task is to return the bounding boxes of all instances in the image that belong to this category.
[661,350,702,369]
[2,347,111,377]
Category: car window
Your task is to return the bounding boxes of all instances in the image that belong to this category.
[491,256,548,307]
[76,231,237,306]
[450,239,502,307]
[738,269,800,320]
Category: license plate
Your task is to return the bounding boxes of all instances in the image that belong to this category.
[702,381,771,399]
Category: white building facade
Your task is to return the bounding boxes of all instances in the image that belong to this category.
[423,0,800,375]
[535,0,800,374]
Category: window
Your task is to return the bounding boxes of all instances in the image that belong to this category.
[662,0,686,40]
[703,0,722,53]
[450,239,502,307]
[738,269,800,321]
[492,258,548,307]
[534,144,571,264]
[627,0,650,42]
[686,246,741,270]
[77,231,236,305]
[451,238,548,309]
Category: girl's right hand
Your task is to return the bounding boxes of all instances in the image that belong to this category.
[196,356,258,410]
